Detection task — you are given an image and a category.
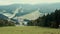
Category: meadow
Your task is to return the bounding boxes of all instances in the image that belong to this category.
[0,26,60,34]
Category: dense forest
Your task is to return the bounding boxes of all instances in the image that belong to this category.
[27,9,60,28]
[0,19,15,27]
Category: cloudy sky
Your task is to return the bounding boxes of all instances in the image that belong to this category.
[0,0,60,5]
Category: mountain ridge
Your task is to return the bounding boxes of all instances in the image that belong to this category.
[0,3,60,20]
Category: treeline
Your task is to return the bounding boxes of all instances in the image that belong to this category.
[0,19,15,27]
[27,9,60,28]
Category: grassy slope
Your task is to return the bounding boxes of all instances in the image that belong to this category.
[0,26,60,34]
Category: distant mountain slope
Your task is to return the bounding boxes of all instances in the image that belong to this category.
[0,4,37,14]
[15,9,37,16]
[35,3,60,13]
[0,3,60,14]
[0,3,60,20]
[13,10,42,20]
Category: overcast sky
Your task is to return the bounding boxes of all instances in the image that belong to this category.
[0,0,60,5]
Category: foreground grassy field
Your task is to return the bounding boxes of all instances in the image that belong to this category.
[0,26,60,34]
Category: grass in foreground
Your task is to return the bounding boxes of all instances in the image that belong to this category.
[0,26,60,34]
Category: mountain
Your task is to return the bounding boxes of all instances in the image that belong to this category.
[0,4,37,14]
[0,3,60,14]
[13,10,43,20]
[0,3,60,20]
[35,3,60,13]
[15,9,37,16]
[0,4,37,18]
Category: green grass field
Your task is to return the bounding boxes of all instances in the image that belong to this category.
[0,26,60,34]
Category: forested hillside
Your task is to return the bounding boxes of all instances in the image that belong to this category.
[28,9,60,28]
